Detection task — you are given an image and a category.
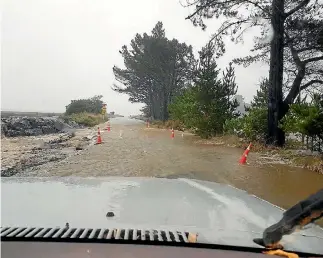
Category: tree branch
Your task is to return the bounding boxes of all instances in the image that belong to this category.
[243,0,271,16]
[185,0,233,20]
[285,33,303,68]
[300,79,323,91]
[284,0,310,18]
[186,0,272,20]
[297,46,322,53]
[304,55,323,64]
[209,19,249,42]
[185,0,215,20]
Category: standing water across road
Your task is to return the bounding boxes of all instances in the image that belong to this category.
[13,117,323,213]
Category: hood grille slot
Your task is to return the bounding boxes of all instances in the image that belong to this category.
[1,227,190,243]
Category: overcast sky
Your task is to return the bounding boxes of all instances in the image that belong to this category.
[1,0,269,116]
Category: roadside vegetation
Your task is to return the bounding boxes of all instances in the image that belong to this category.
[62,95,108,127]
[112,3,323,172]
[63,112,105,127]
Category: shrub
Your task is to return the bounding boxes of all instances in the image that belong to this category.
[242,107,267,141]
[65,112,107,127]
[165,120,184,130]
[224,107,267,141]
[65,95,104,115]
[223,117,244,135]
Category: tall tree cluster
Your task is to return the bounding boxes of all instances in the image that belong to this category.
[113,22,239,137]
[170,42,238,138]
[113,22,195,121]
[183,0,323,146]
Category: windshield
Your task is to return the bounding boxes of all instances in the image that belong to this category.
[1,0,323,256]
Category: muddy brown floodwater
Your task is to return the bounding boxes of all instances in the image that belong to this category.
[17,117,323,223]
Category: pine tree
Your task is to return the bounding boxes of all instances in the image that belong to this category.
[251,78,269,108]
[222,62,239,117]
[193,43,238,137]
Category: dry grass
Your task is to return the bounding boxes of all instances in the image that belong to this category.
[150,120,185,131]
[64,112,107,127]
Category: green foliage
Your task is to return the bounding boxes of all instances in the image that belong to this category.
[169,86,200,130]
[193,43,238,137]
[222,62,239,114]
[169,43,239,138]
[65,95,104,115]
[224,108,267,141]
[223,117,243,135]
[251,78,269,108]
[185,0,322,146]
[66,112,106,127]
[241,108,268,141]
[280,96,323,139]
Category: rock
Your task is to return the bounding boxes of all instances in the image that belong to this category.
[42,125,58,134]
[1,116,80,137]
[25,128,43,136]
[53,120,65,131]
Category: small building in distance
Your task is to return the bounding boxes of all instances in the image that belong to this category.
[234,95,251,116]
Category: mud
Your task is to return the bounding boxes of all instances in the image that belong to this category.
[2,117,323,218]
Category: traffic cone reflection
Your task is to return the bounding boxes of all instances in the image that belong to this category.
[239,143,252,164]
[96,127,102,144]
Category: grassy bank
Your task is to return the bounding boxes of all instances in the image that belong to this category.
[149,121,323,174]
[62,112,108,127]
[196,135,323,174]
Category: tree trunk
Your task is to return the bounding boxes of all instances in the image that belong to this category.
[148,90,154,119]
[279,66,306,125]
[267,0,285,146]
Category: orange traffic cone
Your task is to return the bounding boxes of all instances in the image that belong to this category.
[239,143,252,164]
[171,128,175,139]
[105,122,110,132]
[96,127,102,144]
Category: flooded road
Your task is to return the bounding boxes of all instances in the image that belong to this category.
[17,117,323,213]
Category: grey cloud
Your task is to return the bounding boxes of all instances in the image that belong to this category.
[1,0,268,116]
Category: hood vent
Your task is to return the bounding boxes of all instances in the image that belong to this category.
[1,227,190,243]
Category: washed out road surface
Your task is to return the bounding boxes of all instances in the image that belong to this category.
[15,117,323,212]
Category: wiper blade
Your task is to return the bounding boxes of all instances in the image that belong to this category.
[254,188,323,249]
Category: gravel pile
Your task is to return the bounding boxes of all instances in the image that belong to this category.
[1,116,80,137]
[1,128,97,177]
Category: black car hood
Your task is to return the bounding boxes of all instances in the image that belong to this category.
[1,177,323,254]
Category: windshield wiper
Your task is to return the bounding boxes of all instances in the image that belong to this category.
[254,188,323,249]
